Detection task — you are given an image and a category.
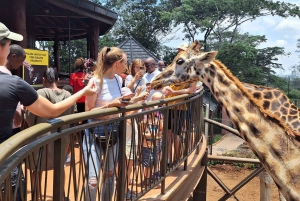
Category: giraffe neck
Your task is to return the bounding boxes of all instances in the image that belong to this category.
[201,60,300,200]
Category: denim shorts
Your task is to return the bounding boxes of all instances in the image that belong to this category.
[89,121,119,137]
[142,139,162,168]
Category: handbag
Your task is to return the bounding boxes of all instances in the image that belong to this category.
[96,130,118,148]
[20,118,29,131]
[20,110,29,131]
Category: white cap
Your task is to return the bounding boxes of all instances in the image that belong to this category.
[177,42,188,51]
[0,22,23,41]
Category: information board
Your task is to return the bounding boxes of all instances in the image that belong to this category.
[23,49,49,87]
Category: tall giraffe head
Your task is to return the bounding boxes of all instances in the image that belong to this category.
[151,41,217,89]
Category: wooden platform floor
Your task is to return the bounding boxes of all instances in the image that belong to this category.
[25,141,206,201]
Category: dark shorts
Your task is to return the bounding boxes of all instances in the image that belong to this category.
[76,102,87,124]
[167,109,187,135]
[142,139,162,168]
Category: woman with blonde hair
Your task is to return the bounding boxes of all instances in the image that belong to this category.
[84,47,148,201]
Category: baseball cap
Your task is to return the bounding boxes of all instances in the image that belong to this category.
[0,22,23,41]
[121,87,134,96]
[177,42,188,51]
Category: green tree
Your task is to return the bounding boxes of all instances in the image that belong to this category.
[208,32,286,85]
[108,0,174,57]
[163,0,300,50]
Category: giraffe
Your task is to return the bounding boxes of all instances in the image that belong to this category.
[151,41,300,201]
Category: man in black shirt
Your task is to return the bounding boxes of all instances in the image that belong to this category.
[0,22,98,201]
[0,23,97,143]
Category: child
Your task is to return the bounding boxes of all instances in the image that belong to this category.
[141,92,164,187]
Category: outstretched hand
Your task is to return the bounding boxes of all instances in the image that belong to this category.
[83,80,97,96]
[131,90,149,103]
[113,96,131,107]
[162,86,174,96]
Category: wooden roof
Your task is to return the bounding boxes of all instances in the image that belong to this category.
[0,0,118,41]
[118,36,160,64]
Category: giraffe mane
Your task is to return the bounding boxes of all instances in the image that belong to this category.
[212,59,300,138]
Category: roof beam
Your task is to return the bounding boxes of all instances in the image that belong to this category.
[46,0,117,25]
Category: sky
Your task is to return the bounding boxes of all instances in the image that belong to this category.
[163,0,300,76]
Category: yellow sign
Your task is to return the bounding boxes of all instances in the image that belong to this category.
[23,49,49,87]
[24,49,49,66]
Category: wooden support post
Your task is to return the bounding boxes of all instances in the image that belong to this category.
[87,19,99,60]
[54,38,60,72]
[259,171,273,201]
[12,0,27,77]
[26,15,35,49]
[193,149,207,201]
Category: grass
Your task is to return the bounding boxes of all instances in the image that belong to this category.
[208,134,223,145]
[208,143,259,169]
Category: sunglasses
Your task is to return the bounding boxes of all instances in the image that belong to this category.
[139,66,145,70]
[145,63,155,67]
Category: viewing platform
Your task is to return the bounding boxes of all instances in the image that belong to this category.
[0,91,207,201]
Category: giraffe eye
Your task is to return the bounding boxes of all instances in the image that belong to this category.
[176,58,185,65]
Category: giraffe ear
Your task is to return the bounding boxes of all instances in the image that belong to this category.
[199,51,218,63]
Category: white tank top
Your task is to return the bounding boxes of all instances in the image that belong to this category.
[91,75,122,118]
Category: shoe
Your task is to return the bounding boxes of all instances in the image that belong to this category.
[125,190,136,200]
[143,178,151,187]
[65,154,71,163]
[151,172,161,180]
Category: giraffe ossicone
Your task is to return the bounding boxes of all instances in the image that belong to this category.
[151,40,300,201]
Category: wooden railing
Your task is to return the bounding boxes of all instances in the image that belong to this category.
[0,90,206,201]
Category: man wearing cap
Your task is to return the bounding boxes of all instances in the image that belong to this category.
[0,22,96,141]
[0,22,97,200]
[177,42,188,53]
[143,57,161,84]
[0,23,23,65]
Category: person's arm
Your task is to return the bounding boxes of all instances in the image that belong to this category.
[26,81,97,118]
[126,72,143,91]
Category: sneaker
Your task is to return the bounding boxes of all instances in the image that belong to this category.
[151,171,161,181]
[65,154,71,163]
[125,190,136,200]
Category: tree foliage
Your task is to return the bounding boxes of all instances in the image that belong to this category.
[162,0,300,50]
[208,32,286,85]
[34,0,300,100]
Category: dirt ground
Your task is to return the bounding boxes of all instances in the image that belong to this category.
[207,164,280,201]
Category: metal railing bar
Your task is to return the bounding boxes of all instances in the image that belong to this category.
[207,167,231,194]
[219,166,264,201]
[208,155,260,164]
[204,117,241,138]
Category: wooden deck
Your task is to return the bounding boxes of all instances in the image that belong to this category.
[24,140,206,201]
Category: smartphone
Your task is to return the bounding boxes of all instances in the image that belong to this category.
[120,98,131,104]
[139,66,145,75]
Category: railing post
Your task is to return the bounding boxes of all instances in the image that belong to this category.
[184,102,191,170]
[193,148,207,201]
[205,104,209,141]
[117,113,126,200]
[161,108,169,194]
[197,95,204,154]
[259,171,273,201]
[53,127,64,201]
